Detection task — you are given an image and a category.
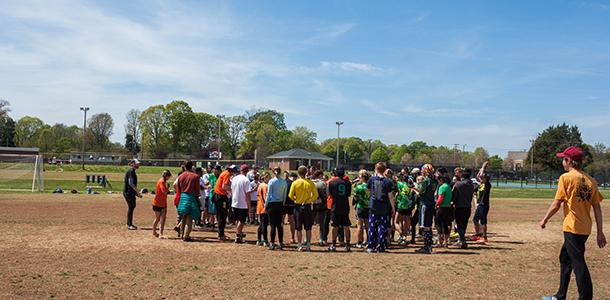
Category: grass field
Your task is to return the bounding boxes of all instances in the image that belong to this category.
[0,193,608,299]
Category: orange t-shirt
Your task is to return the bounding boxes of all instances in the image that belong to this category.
[555,169,603,235]
[153,178,169,207]
[214,170,231,196]
[256,182,268,214]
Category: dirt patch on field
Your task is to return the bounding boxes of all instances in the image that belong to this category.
[0,194,608,299]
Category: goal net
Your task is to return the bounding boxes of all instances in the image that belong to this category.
[0,154,44,192]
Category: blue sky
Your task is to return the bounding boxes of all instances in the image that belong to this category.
[2,0,610,156]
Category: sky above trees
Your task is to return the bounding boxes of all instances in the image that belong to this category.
[2,1,610,156]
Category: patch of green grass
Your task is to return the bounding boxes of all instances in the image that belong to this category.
[493,188,610,199]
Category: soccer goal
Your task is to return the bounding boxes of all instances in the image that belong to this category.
[0,153,44,192]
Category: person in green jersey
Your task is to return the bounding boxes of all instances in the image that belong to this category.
[435,175,453,248]
[395,174,414,245]
[352,169,371,248]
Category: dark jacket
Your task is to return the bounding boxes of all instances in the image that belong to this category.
[452,178,474,208]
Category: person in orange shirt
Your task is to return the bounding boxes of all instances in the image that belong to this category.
[152,170,172,239]
[213,165,236,241]
[540,146,606,300]
[256,172,271,246]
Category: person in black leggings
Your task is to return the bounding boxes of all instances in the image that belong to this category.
[266,167,288,250]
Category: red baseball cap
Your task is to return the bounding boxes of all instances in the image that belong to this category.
[240,164,250,171]
[556,146,584,162]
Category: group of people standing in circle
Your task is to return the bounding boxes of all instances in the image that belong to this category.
[123,158,493,254]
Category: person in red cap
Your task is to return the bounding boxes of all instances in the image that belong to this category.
[540,146,606,300]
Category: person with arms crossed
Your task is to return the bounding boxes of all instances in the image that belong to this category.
[540,146,606,300]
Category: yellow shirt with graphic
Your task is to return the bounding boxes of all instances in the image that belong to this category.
[288,178,319,205]
[555,169,603,235]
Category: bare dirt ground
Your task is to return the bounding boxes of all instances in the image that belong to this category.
[0,193,608,299]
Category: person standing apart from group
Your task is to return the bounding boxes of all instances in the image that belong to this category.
[123,159,142,230]
[152,170,172,238]
[540,146,606,300]
[289,166,319,251]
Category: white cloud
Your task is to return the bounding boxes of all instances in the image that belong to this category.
[320,61,383,73]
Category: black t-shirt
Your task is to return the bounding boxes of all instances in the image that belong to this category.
[367,176,393,216]
[328,178,352,215]
[123,167,138,196]
[284,179,294,205]
[452,178,474,208]
[478,182,492,206]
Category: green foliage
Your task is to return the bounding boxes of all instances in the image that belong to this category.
[370,146,390,163]
[86,113,114,150]
[488,155,503,170]
[527,123,586,172]
[15,116,45,147]
[165,100,194,156]
[139,105,170,158]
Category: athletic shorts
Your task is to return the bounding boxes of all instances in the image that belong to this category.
[397,208,411,216]
[435,207,453,234]
[152,205,166,212]
[419,204,434,228]
[294,204,314,231]
[233,208,248,223]
[356,208,369,220]
[331,212,351,227]
[283,205,294,215]
[473,205,489,225]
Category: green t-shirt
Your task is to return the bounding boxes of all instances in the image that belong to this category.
[437,182,452,207]
[208,173,218,199]
[396,181,413,210]
[353,183,370,209]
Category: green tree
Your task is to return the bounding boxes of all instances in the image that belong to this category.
[221,115,246,160]
[139,105,170,158]
[124,109,141,155]
[15,116,45,147]
[0,115,16,147]
[390,144,409,164]
[488,155,504,171]
[407,141,430,157]
[527,123,586,171]
[37,127,53,152]
[87,113,114,150]
[165,100,194,156]
[289,126,318,151]
[472,147,490,167]
[188,112,217,157]
[370,145,390,163]
[240,109,286,158]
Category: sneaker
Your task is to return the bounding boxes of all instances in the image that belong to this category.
[268,244,276,250]
[344,245,351,252]
[277,243,284,250]
[328,245,337,252]
[365,248,374,254]
[305,242,312,251]
[255,240,262,246]
[297,244,304,252]
[415,247,432,254]
[353,242,363,249]
[469,235,481,242]
[127,225,137,230]
[319,240,327,247]
[541,296,558,300]
[262,241,269,247]
[218,235,230,241]
[234,237,244,244]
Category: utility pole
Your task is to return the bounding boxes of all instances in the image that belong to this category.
[530,139,535,180]
[462,144,467,167]
[216,115,224,164]
[80,107,89,170]
[335,121,343,168]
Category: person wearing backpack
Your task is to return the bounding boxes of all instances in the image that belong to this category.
[366,162,395,253]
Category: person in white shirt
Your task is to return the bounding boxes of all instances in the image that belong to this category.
[231,164,253,243]
[248,173,260,225]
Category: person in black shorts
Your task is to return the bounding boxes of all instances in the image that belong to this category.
[473,161,492,243]
[328,167,353,252]
[283,172,297,244]
[123,159,143,230]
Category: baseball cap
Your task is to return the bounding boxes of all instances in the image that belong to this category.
[240,164,249,171]
[130,159,141,165]
[226,164,237,171]
[556,146,584,162]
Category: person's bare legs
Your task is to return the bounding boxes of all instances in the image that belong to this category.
[296,229,303,245]
[184,215,193,239]
[288,215,296,243]
[159,208,167,238]
[153,211,161,237]
[305,230,312,247]
[236,220,244,237]
[180,215,187,237]
[344,226,351,245]
[356,219,365,244]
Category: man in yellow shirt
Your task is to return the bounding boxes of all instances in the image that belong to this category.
[289,165,319,251]
[539,146,606,300]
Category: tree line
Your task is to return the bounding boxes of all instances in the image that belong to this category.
[1,99,609,176]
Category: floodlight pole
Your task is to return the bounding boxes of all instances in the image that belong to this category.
[336,121,343,168]
[80,107,89,170]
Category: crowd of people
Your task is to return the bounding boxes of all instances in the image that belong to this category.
[123,158,494,254]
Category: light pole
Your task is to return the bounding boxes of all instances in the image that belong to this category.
[335,121,343,168]
[80,107,90,170]
[216,114,224,164]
